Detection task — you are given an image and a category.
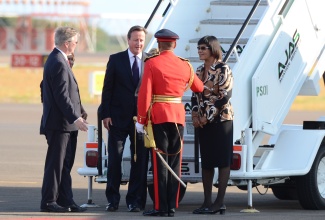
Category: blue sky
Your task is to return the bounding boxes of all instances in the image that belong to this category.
[89,0,157,15]
[0,0,167,35]
[88,0,167,35]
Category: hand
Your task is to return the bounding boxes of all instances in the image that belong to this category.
[199,115,208,126]
[103,118,112,130]
[135,122,145,133]
[81,111,88,120]
[192,111,203,128]
[192,117,202,128]
[75,117,88,131]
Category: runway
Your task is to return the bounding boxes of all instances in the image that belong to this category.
[0,103,324,219]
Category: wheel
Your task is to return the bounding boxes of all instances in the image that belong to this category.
[270,179,298,200]
[147,182,187,204]
[271,187,298,200]
[296,145,325,209]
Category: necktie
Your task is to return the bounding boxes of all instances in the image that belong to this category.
[132,55,139,86]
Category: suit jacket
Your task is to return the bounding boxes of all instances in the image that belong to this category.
[101,50,148,129]
[40,48,82,132]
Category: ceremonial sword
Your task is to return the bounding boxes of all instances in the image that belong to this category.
[133,117,186,188]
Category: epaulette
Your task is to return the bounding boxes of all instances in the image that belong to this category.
[144,53,160,62]
[177,56,190,62]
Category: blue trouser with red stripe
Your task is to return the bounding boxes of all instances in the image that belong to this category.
[151,122,184,212]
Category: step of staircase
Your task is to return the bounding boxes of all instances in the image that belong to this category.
[210,0,268,19]
[186,0,267,68]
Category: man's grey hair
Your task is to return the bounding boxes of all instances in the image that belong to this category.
[54,27,79,46]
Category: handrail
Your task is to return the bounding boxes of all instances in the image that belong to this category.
[144,0,179,52]
[144,0,164,29]
[97,105,103,175]
[162,2,171,17]
[144,0,174,30]
[223,0,262,63]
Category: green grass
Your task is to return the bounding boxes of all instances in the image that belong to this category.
[0,66,105,105]
[0,66,324,111]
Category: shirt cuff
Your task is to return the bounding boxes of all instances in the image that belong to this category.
[73,117,82,124]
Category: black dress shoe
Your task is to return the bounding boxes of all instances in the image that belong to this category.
[66,203,87,212]
[40,202,69,212]
[168,208,175,217]
[143,209,167,217]
[128,204,140,212]
[106,203,118,212]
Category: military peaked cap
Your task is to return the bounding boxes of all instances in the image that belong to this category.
[154,29,179,42]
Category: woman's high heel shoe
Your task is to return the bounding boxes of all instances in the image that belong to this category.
[192,207,209,214]
[213,204,226,215]
[196,205,226,215]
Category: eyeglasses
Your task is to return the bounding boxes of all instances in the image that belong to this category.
[197,46,210,50]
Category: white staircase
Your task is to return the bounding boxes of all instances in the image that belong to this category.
[147,0,268,70]
[147,0,325,145]
[146,0,269,153]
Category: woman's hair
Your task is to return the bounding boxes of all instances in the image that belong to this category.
[197,35,223,60]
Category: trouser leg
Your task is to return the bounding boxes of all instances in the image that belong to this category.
[105,126,126,207]
[41,131,69,207]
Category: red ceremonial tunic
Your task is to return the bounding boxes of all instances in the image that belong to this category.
[137,50,204,126]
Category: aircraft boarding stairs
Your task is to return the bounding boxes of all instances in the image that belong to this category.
[78,0,325,210]
[145,0,325,210]
[150,0,325,173]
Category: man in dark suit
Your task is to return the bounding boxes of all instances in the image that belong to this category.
[100,25,149,212]
[40,26,88,213]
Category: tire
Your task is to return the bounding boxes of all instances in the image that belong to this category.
[271,187,298,200]
[147,182,187,204]
[296,145,325,209]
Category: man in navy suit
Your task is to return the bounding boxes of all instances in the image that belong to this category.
[100,25,149,212]
[40,26,88,213]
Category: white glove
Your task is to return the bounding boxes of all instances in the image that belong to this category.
[135,122,145,133]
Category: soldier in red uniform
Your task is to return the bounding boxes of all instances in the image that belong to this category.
[136,29,204,217]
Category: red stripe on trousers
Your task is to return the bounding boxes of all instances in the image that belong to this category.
[175,142,183,208]
[151,148,160,210]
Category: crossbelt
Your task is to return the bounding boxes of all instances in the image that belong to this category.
[152,95,182,103]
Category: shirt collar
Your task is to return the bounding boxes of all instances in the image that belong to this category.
[128,49,142,60]
[56,47,68,60]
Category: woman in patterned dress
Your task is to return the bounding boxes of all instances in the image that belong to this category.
[191,35,234,215]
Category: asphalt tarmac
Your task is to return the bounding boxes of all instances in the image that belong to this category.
[1,103,325,219]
